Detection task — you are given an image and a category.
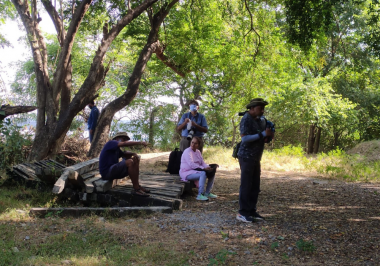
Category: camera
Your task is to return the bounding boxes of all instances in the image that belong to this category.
[187,129,195,140]
[238,111,248,116]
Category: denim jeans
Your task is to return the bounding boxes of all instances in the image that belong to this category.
[238,156,261,217]
[89,130,94,143]
[186,171,215,195]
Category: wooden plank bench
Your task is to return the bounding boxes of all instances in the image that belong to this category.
[51,158,190,211]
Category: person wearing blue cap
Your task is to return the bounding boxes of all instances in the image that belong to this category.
[177,100,208,153]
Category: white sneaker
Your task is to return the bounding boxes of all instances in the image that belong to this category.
[236,214,254,223]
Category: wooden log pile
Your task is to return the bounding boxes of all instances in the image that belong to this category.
[8,158,188,214]
[6,160,67,186]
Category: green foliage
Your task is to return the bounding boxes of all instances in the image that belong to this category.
[273,145,304,157]
[296,239,316,252]
[315,149,380,182]
[0,219,190,266]
[4,0,380,158]
[0,119,32,169]
[0,187,57,218]
[270,241,279,250]
[208,249,236,266]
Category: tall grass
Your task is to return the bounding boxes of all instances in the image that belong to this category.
[203,145,380,182]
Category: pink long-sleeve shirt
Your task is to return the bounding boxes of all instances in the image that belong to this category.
[179,147,209,181]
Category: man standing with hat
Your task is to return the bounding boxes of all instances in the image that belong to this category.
[177,100,208,153]
[236,98,274,222]
[99,132,149,196]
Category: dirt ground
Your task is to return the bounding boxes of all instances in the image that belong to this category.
[137,152,380,265]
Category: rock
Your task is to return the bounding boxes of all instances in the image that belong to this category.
[98,217,105,222]
[25,236,30,240]
[61,260,73,265]
[21,223,26,227]
[12,247,19,252]
[244,251,251,254]
[16,210,26,214]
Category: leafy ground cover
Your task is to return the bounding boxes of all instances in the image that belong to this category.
[0,147,379,265]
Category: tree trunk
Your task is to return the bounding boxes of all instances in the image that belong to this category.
[148,106,162,145]
[333,131,340,148]
[231,117,239,147]
[313,127,321,153]
[88,1,179,158]
[171,83,188,144]
[11,0,161,161]
[307,123,316,154]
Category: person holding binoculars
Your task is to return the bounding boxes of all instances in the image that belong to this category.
[177,100,208,153]
[236,98,275,223]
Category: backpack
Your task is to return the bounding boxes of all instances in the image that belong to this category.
[232,141,241,159]
[166,148,183,174]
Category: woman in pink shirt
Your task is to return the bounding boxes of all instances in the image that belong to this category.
[179,136,217,201]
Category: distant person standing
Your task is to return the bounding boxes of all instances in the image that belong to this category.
[177,100,208,153]
[236,98,274,223]
[87,100,99,143]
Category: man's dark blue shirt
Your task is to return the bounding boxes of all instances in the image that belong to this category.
[237,113,266,160]
[99,140,124,177]
[88,106,99,131]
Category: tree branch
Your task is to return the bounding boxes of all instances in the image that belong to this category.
[244,0,261,62]
[0,105,37,121]
[68,0,160,116]
[154,40,186,77]
[41,0,65,45]
[11,0,53,132]
[53,0,93,106]
[87,0,179,157]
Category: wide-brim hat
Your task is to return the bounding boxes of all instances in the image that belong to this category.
[112,132,130,141]
[246,98,269,109]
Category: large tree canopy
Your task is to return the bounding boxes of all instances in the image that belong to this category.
[2,0,380,158]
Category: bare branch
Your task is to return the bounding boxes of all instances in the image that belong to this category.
[0,104,37,121]
[41,0,65,45]
[244,0,261,62]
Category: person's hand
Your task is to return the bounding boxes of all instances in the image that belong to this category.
[140,141,148,147]
[265,127,274,138]
[204,167,212,171]
[131,153,140,162]
[184,118,190,123]
[191,120,198,126]
[90,129,93,135]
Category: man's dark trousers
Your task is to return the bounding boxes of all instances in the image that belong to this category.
[238,156,261,217]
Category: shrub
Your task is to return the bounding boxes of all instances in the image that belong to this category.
[0,119,32,169]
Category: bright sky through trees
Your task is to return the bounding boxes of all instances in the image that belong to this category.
[1,13,55,92]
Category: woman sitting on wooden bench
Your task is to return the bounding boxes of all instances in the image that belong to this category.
[179,136,218,201]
